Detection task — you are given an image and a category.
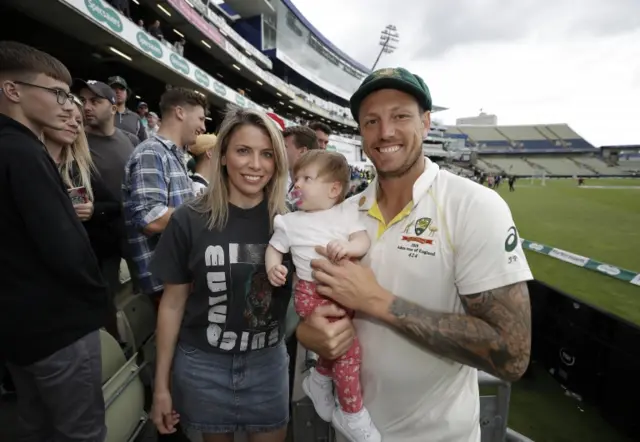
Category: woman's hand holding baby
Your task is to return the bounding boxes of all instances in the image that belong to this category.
[267,264,288,286]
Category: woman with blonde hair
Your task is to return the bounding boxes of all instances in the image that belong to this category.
[150,108,292,442]
[42,95,124,338]
[42,94,95,221]
[188,132,217,195]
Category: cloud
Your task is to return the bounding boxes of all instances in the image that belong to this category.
[289,0,640,145]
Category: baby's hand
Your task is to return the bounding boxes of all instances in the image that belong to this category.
[268,265,288,286]
[326,240,350,262]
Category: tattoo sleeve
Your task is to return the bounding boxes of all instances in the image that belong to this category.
[386,282,531,381]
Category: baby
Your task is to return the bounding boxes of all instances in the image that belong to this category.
[266,150,381,442]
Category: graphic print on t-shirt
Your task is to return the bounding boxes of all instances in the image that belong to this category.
[205,242,289,353]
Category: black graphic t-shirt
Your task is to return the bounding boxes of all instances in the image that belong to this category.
[150,199,292,353]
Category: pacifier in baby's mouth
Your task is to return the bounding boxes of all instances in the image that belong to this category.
[289,189,303,206]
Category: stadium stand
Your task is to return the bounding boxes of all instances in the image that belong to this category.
[618,154,640,172]
[445,124,597,152]
[484,157,542,176]
[574,156,630,175]
[526,156,591,176]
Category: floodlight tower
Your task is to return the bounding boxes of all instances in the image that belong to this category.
[372,24,399,70]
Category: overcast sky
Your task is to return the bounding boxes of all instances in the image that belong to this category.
[290,0,640,146]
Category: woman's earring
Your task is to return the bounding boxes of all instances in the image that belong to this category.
[221,156,226,166]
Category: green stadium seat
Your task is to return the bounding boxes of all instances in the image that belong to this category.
[116,293,156,355]
[100,329,147,442]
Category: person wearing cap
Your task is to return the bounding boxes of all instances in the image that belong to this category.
[73,79,139,325]
[137,101,149,130]
[187,133,217,195]
[296,67,533,442]
[108,75,147,142]
[267,111,286,132]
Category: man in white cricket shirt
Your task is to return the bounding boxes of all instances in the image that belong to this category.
[296,67,533,442]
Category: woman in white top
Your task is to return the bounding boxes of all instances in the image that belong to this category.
[188,133,217,195]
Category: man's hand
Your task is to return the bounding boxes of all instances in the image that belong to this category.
[74,201,94,221]
[267,264,288,286]
[326,239,350,261]
[296,304,355,360]
[310,246,391,316]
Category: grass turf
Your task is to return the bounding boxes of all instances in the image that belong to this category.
[492,177,640,441]
[498,178,640,325]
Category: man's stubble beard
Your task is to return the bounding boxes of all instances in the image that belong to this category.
[375,142,423,180]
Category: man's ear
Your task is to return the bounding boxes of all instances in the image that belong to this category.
[175,106,185,122]
[1,80,21,104]
[421,110,431,130]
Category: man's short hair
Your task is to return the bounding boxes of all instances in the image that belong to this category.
[0,41,71,85]
[159,87,209,117]
[308,121,332,136]
[283,125,319,150]
[293,150,350,202]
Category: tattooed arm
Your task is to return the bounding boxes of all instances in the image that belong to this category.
[375,282,531,382]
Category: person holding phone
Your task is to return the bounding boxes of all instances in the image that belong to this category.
[42,93,95,222]
[42,90,125,338]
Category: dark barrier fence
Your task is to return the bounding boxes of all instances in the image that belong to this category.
[528,280,640,439]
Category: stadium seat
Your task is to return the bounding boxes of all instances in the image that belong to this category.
[116,292,156,355]
[100,329,147,442]
[101,330,127,383]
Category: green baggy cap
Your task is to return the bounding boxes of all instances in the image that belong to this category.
[350,67,432,122]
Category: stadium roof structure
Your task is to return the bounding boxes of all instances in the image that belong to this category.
[279,0,371,74]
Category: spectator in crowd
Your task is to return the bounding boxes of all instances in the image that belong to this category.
[108,75,148,142]
[109,0,130,18]
[122,87,207,304]
[187,133,217,195]
[137,101,149,131]
[283,125,319,197]
[42,93,95,215]
[148,20,164,41]
[297,67,532,442]
[309,120,332,150]
[174,38,186,56]
[42,92,126,337]
[267,111,286,131]
[149,107,292,441]
[0,41,107,442]
[147,111,160,136]
[73,78,137,312]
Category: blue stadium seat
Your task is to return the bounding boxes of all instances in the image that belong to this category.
[519,140,556,150]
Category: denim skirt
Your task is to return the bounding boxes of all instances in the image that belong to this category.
[172,340,290,434]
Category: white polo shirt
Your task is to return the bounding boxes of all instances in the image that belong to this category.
[342,158,532,442]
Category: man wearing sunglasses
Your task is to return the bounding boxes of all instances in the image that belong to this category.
[0,42,108,442]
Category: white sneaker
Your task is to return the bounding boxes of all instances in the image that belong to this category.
[302,368,335,422]
[332,407,381,442]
